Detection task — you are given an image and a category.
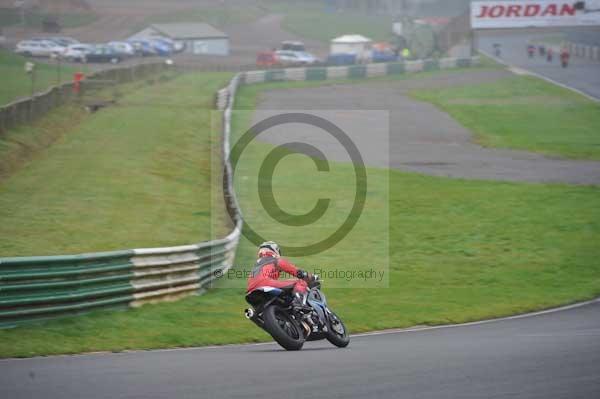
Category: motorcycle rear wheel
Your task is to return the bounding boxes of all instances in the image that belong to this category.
[263,305,305,351]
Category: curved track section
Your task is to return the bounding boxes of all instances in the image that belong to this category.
[478,31,600,101]
[254,69,600,185]
[1,300,599,398]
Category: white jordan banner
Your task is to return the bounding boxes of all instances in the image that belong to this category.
[471,1,600,29]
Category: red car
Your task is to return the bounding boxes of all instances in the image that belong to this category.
[256,51,278,68]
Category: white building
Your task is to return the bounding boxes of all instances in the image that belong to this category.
[129,23,229,56]
[330,34,372,61]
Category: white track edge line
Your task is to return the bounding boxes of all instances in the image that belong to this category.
[2,296,598,362]
[478,49,600,103]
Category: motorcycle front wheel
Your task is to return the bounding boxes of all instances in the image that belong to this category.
[325,310,350,348]
[263,305,305,351]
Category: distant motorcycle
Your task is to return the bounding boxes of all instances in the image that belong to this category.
[560,50,570,68]
[244,277,350,351]
[538,45,546,56]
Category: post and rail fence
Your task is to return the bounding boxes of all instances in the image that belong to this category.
[0,62,173,134]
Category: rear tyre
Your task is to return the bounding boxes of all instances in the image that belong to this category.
[325,310,350,348]
[263,305,305,351]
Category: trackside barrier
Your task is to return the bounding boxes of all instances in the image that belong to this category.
[238,57,478,85]
[0,62,173,134]
[0,56,477,328]
[537,42,600,63]
[0,74,242,329]
[568,42,600,62]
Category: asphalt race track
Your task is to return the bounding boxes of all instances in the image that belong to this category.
[1,300,599,399]
[478,31,600,101]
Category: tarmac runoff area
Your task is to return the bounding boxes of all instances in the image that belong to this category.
[252,69,600,185]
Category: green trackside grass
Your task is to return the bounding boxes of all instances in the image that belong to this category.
[1,74,599,358]
[0,50,80,106]
[410,75,600,160]
[0,72,232,256]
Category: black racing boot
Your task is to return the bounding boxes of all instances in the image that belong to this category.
[291,292,311,313]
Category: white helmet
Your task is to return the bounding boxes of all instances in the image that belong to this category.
[258,241,281,258]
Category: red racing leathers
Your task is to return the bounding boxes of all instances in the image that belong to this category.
[246,255,308,294]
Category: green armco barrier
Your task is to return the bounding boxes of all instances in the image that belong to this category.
[0,236,241,327]
[456,58,472,68]
[306,67,327,81]
[348,65,367,79]
[424,59,440,71]
[386,62,406,75]
[265,69,286,82]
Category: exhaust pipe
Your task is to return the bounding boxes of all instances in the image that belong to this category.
[244,308,255,319]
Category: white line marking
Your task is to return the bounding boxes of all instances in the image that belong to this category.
[1,297,598,362]
[351,297,600,339]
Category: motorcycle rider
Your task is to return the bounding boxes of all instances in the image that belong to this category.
[560,46,570,68]
[247,241,313,309]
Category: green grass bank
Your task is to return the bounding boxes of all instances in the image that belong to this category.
[410,75,600,160]
[0,72,231,256]
[0,50,80,106]
[1,69,598,358]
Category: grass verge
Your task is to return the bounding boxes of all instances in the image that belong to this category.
[0,72,231,256]
[0,50,80,106]
[1,72,599,358]
[410,75,600,160]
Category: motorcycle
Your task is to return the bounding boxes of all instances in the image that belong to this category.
[561,53,569,68]
[244,277,350,351]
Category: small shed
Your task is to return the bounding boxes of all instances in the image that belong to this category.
[129,23,229,56]
[330,34,372,56]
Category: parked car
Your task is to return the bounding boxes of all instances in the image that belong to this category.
[31,36,79,47]
[151,37,184,53]
[294,51,320,65]
[147,39,173,56]
[281,40,306,52]
[273,50,302,66]
[371,42,398,63]
[15,40,66,57]
[128,40,158,56]
[107,41,136,58]
[327,53,357,65]
[84,45,123,64]
[275,50,319,66]
[371,50,398,63]
[64,43,94,62]
[257,51,278,67]
[51,37,80,47]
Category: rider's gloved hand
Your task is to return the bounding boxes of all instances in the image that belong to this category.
[296,270,309,280]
